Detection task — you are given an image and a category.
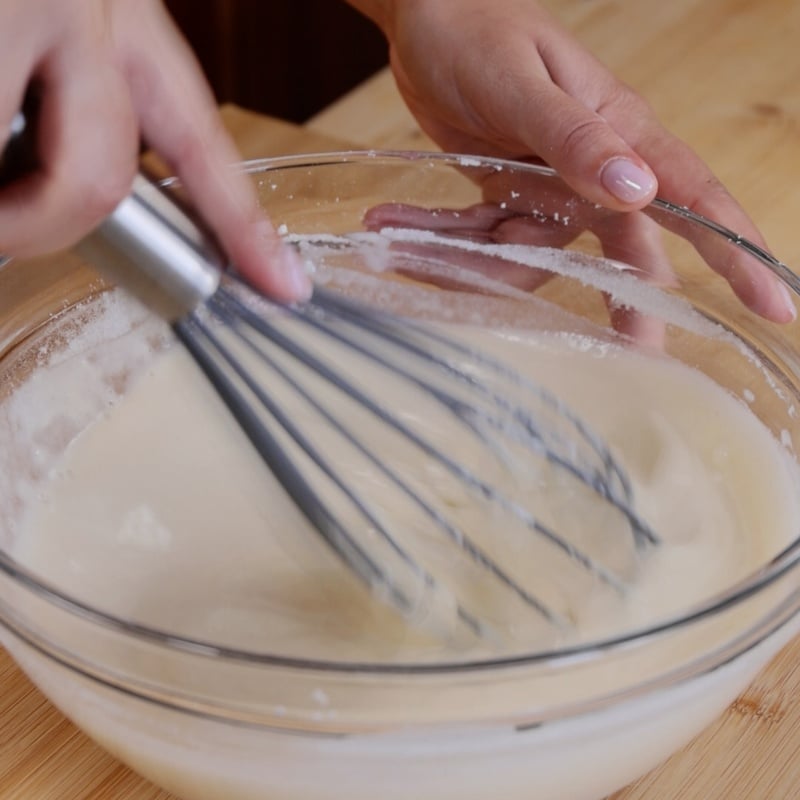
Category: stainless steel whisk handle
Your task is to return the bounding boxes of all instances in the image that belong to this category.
[77,174,223,321]
[1,101,223,322]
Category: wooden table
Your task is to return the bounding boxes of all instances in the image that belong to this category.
[4,0,800,797]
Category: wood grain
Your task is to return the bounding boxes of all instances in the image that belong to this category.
[4,0,800,797]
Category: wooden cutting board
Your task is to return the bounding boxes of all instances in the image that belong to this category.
[4,0,800,797]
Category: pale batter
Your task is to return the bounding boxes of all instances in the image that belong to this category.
[2,254,800,800]
[6,282,799,659]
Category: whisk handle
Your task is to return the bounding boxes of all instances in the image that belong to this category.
[1,97,222,321]
[76,174,223,321]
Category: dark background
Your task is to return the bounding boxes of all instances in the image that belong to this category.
[165,1,390,122]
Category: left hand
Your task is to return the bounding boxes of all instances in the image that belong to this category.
[346,0,795,323]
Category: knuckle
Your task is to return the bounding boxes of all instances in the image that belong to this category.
[597,78,655,121]
[558,115,612,163]
[556,83,656,168]
[171,113,228,175]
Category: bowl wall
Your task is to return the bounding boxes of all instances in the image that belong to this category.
[2,152,800,800]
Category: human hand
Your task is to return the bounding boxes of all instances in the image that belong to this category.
[346,0,794,323]
[0,0,310,301]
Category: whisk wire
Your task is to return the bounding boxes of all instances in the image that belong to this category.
[169,273,662,636]
[174,315,416,616]
[217,286,632,587]
[305,288,657,548]
[176,302,499,638]
[51,166,662,643]
[212,291,572,627]
[173,280,664,636]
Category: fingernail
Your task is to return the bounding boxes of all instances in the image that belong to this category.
[601,158,657,204]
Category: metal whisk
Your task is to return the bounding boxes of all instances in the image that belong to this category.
[66,173,659,641]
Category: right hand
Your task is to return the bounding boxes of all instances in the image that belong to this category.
[0,0,311,302]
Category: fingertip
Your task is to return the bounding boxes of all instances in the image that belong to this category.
[728,258,798,324]
[761,279,797,324]
[233,221,313,304]
[273,243,314,303]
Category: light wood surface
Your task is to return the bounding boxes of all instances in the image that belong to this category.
[4,0,800,797]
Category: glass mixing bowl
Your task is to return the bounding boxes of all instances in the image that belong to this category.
[2,151,800,800]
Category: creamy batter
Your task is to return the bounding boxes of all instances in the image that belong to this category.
[9,288,800,662]
[2,248,800,800]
